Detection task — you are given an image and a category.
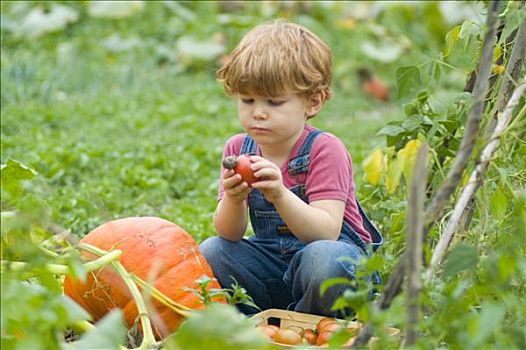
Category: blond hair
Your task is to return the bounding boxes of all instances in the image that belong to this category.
[217,20,333,101]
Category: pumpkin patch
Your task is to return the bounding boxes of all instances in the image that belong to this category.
[63,216,224,338]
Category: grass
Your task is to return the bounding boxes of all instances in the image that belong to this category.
[1,45,398,241]
[0,2,413,241]
[3,4,525,349]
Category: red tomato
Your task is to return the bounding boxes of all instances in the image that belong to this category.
[301,328,318,345]
[234,154,257,186]
[316,330,332,346]
[222,154,257,186]
[320,322,342,333]
[271,328,302,346]
[357,67,389,102]
[316,317,337,334]
[256,324,279,339]
[363,78,389,102]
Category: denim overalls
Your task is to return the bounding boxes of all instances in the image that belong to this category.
[200,129,383,317]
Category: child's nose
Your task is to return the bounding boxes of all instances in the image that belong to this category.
[252,105,268,120]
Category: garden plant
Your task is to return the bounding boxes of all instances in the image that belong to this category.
[1,1,525,349]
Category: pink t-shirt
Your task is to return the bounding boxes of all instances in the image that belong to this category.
[218,124,371,243]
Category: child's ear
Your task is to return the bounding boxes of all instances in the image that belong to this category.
[306,91,326,117]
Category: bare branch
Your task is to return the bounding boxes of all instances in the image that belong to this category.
[491,15,526,126]
[352,2,503,345]
[403,144,428,347]
[426,80,526,279]
[423,0,502,233]
[48,222,80,245]
[460,15,526,230]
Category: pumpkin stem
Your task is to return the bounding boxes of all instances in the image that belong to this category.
[132,274,192,318]
[0,249,122,276]
[78,243,159,350]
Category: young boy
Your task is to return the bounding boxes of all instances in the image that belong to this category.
[199,20,382,317]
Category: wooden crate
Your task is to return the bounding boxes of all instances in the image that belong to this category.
[251,308,400,349]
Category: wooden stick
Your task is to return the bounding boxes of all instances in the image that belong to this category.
[351,2,503,346]
[404,144,428,347]
[459,13,526,231]
[423,0,502,235]
[426,80,526,279]
[490,14,526,130]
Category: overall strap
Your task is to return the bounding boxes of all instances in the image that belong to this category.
[297,129,323,156]
[239,129,323,170]
[356,200,384,252]
[240,134,257,155]
[287,129,323,176]
[287,128,384,251]
[240,129,383,251]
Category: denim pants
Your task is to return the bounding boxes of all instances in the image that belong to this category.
[200,130,382,317]
[199,187,378,317]
[200,233,368,317]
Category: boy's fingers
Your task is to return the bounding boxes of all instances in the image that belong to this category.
[222,169,235,178]
[249,155,264,162]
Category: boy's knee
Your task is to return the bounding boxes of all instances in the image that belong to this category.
[199,236,223,261]
[199,236,242,264]
[298,240,363,282]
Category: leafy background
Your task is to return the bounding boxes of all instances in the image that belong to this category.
[2,1,478,238]
[1,1,524,349]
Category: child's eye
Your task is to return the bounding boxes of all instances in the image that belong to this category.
[268,99,285,106]
[241,99,254,104]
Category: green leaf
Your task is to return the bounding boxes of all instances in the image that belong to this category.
[341,288,370,311]
[397,139,422,183]
[402,115,425,132]
[396,66,422,102]
[362,149,385,186]
[428,61,442,86]
[499,5,526,45]
[377,124,405,137]
[320,277,354,297]
[60,295,92,322]
[428,91,461,116]
[490,185,508,219]
[0,159,38,196]
[63,310,126,350]
[445,21,482,70]
[471,302,506,346]
[328,327,359,348]
[444,25,461,57]
[386,157,402,194]
[330,296,350,311]
[442,242,479,277]
[167,303,268,350]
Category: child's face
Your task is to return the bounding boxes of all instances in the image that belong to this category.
[236,93,312,149]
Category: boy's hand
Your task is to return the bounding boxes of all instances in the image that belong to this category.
[222,169,251,202]
[250,156,287,203]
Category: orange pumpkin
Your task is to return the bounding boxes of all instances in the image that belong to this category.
[63,216,224,338]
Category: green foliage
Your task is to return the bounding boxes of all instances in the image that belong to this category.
[1,1,525,349]
[1,276,89,350]
[0,159,38,196]
[441,242,479,278]
[185,274,260,311]
[165,303,270,350]
[356,3,526,349]
[62,311,126,350]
